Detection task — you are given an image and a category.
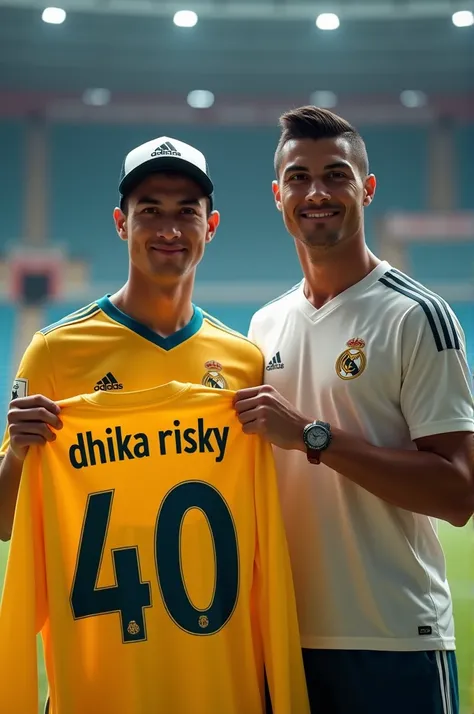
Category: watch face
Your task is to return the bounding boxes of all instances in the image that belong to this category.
[306,425,328,450]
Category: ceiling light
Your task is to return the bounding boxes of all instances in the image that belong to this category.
[42,7,66,24]
[315,13,340,30]
[400,90,427,108]
[187,90,214,109]
[310,91,338,108]
[82,88,111,106]
[451,10,474,26]
[173,10,198,27]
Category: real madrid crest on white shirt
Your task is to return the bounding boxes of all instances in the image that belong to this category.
[335,338,367,380]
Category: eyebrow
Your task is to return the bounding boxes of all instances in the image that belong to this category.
[283,161,353,176]
[324,161,352,171]
[136,196,202,207]
[283,164,309,176]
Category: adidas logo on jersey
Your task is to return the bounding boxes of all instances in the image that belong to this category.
[266,352,284,371]
[94,372,123,391]
[151,141,181,158]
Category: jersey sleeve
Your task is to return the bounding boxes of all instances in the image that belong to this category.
[252,435,310,714]
[0,445,47,713]
[0,332,56,456]
[400,305,474,441]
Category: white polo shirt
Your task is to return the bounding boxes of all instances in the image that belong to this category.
[248,261,474,651]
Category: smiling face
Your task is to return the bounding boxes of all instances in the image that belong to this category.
[273,136,376,252]
[114,173,219,285]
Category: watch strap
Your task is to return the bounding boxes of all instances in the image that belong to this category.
[306,448,322,465]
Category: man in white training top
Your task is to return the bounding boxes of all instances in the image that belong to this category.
[234,105,474,714]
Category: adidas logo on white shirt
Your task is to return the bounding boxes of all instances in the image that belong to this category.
[266,352,284,371]
[94,372,123,391]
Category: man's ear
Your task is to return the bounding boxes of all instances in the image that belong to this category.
[113,207,128,241]
[363,174,376,207]
[272,180,282,212]
[205,210,220,244]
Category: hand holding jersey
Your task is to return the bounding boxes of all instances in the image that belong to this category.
[0,395,64,540]
[234,384,308,451]
[6,395,62,459]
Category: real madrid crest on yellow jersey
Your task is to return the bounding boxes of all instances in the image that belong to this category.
[335,338,367,380]
[202,361,228,389]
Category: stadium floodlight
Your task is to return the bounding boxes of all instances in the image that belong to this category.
[173,10,198,27]
[400,90,427,108]
[315,13,340,30]
[310,91,338,108]
[83,89,111,106]
[42,7,66,24]
[187,90,215,109]
[451,10,474,26]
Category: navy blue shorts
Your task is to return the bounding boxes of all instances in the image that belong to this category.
[301,648,459,714]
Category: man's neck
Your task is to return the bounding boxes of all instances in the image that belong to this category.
[110,276,195,338]
[299,242,381,310]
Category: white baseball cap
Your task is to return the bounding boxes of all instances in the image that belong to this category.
[119,136,214,210]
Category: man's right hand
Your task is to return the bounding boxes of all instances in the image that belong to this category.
[7,395,62,462]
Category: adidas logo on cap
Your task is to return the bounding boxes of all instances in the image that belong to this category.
[94,372,123,391]
[151,141,181,158]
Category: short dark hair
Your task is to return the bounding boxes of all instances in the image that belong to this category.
[274,106,369,177]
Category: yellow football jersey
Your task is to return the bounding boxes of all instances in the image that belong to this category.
[1,296,263,455]
[0,382,309,714]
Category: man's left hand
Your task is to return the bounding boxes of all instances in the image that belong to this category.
[233,385,308,451]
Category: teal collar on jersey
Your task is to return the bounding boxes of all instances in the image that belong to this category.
[96,295,204,351]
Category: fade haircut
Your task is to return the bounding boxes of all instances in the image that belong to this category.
[274,106,369,178]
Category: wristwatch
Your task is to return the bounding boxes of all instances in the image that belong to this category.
[302,421,332,464]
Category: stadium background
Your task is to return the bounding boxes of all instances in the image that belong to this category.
[0,1,473,712]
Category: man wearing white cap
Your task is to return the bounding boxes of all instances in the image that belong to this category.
[0,136,263,540]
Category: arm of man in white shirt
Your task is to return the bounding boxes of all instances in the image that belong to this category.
[235,309,474,527]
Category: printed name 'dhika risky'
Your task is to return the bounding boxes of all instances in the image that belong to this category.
[68,419,230,469]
